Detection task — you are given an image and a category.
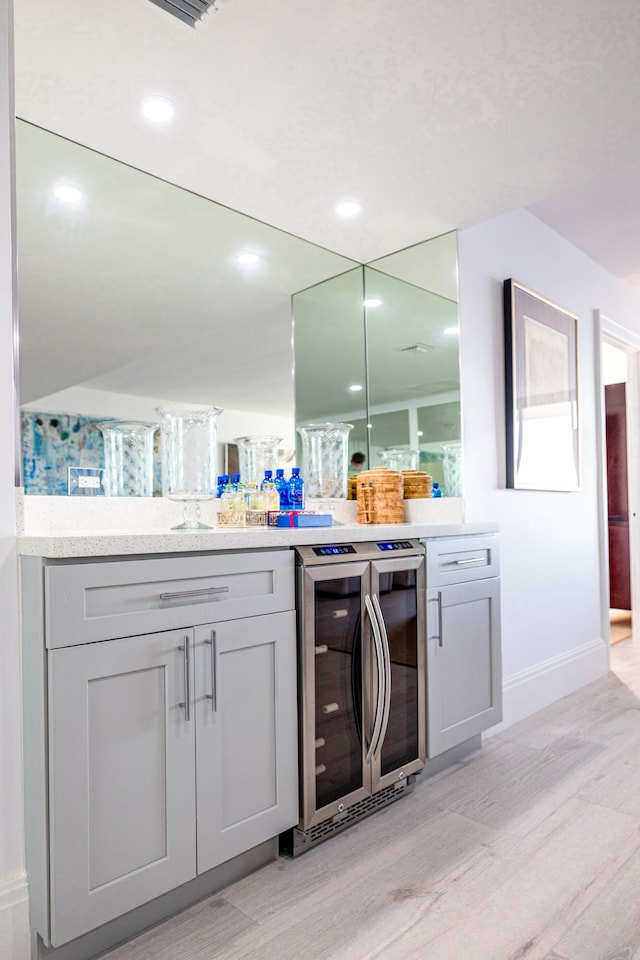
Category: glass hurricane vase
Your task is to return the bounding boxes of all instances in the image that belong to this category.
[97,420,158,498]
[156,405,223,530]
[296,422,353,499]
[233,435,282,487]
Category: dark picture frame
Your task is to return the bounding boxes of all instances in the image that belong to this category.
[504,279,580,491]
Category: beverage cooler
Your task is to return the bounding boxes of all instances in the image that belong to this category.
[281,539,425,855]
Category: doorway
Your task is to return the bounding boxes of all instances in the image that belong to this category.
[603,347,631,642]
[600,328,640,647]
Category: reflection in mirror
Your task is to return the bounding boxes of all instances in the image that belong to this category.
[293,233,462,495]
[292,267,369,461]
[16,120,358,495]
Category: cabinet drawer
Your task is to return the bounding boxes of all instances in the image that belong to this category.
[45,550,294,648]
[424,535,499,587]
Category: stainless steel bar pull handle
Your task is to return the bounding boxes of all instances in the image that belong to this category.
[428,593,443,646]
[160,586,230,602]
[178,636,191,721]
[205,630,217,711]
[372,593,392,757]
[365,593,385,764]
[452,557,484,565]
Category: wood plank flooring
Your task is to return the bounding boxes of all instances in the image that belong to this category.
[610,609,632,644]
[102,639,640,960]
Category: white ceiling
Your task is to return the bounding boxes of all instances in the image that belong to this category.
[13,0,640,284]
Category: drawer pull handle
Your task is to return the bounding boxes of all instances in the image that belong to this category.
[160,586,230,602]
[323,702,339,714]
[452,557,484,565]
[315,644,328,655]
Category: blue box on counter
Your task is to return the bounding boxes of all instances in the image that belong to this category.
[275,512,333,528]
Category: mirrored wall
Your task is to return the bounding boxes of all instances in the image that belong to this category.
[293,233,462,495]
[15,120,462,498]
[15,120,358,494]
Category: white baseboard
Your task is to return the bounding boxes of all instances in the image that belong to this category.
[489,638,609,735]
[0,876,30,960]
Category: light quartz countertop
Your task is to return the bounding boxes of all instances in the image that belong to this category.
[19,521,498,560]
[17,490,497,559]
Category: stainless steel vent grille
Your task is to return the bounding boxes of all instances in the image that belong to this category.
[148,0,216,27]
[280,777,415,856]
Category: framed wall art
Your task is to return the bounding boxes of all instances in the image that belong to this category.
[503,279,580,491]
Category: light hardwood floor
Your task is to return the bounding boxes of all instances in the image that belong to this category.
[102,640,640,960]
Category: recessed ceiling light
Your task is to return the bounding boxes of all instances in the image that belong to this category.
[237,252,260,265]
[140,96,176,123]
[364,298,382,308]
[335,201,361,218]
[349,384,363,392]
[417,431,424,437]
[444,327,459,336]
[54,184,83,203]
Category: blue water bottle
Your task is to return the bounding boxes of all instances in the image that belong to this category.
[432,482,442,498]
[288,467,305,509]
[274,468,290,509]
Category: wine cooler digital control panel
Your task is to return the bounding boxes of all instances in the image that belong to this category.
[312,545,357,557]
[376,540,415,551]
[297,539,424,566]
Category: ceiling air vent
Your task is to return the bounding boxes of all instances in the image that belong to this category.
[397,343,433,354]
[148,0,217,27]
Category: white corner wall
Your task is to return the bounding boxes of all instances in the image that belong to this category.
[458,208,640,728]
[0,2,28,958]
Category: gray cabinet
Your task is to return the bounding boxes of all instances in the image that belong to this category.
[48,629,197,946]
[195,613,297,874]
[424,535,502,758]
[23,550,298,949]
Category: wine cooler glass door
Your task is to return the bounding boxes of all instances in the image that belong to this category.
[299,562,373,830]
[369,555,426,793]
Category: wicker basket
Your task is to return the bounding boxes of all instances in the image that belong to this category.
[401,470,433,499]
[356,468,404,524]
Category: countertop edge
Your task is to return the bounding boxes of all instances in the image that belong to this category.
[18,521,499,559]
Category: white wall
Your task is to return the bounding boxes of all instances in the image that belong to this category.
[458,208,640,726]
[0,1,29,958]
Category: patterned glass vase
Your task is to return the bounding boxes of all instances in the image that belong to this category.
[156,406,223,529]
[233,435,282,487]
[97,421,158,498]
[296,422,353,499]
[442,441,463,497]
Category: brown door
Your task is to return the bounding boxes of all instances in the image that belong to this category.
[605,382,631,610]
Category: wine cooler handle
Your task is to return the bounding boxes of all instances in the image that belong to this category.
[364,593,385,763]
[372,593,392,757]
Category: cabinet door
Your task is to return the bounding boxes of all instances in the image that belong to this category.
[195,612,298,873]
[426,578,502,758]
[48,629,196,947]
